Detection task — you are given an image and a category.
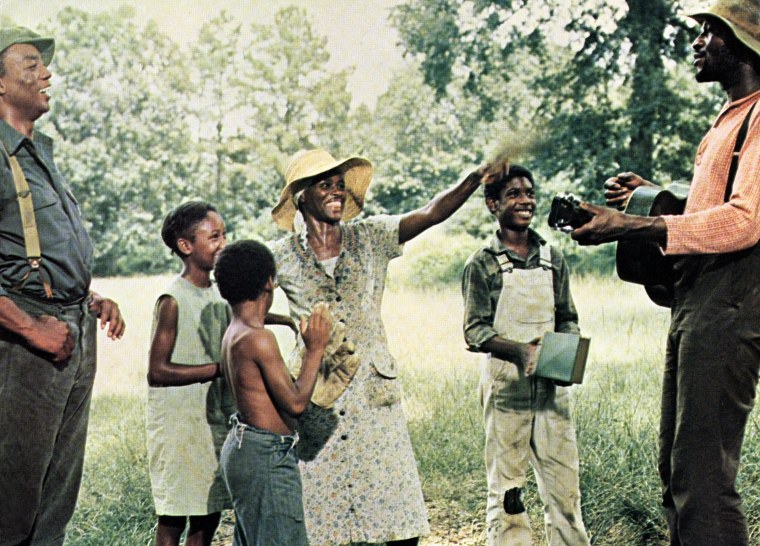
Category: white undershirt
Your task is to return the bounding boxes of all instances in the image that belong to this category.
[320,256,339,278]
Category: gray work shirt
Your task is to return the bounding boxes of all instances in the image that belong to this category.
[462,228,580,352]
[0,120,92,302]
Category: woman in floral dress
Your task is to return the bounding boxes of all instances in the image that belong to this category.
[268,148,491,546]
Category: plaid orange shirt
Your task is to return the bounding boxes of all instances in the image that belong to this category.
[664,89,760,255]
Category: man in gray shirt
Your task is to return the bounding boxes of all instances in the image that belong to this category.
[0,27,125,545]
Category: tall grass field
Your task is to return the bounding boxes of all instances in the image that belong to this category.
[69,254,760,545]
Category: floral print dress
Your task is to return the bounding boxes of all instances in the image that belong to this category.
[269,215,430,545]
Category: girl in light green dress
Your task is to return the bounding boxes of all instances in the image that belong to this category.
[146,202,231,546]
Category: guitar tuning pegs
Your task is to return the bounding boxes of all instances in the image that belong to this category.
[548,193,593,232]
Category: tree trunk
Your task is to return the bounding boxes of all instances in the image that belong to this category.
[625,0,671,177]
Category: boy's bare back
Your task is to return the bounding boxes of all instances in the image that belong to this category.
[222,303,332,436]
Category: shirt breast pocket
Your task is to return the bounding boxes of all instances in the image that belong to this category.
[25,182,67,246]
[63,186,81,211]
[31,186,59,210]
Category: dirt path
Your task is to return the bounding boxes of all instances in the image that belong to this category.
[211,506,488,545]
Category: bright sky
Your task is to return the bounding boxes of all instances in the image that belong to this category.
[0,0,407,109]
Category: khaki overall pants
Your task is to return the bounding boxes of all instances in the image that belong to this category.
[480,246,589,546]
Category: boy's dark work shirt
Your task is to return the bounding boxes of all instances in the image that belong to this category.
[0,120,93,302]
[462,228,579,352]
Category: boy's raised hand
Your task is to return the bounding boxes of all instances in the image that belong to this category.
[300,302,333,353]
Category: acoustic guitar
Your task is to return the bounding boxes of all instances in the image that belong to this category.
[615,181,689,307]
[550,102,755,306]
[548,181,690,307]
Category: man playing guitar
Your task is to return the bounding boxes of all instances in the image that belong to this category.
[571,2,760,545]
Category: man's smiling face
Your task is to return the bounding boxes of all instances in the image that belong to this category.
[0,43,52,123]
[692,18,745,84]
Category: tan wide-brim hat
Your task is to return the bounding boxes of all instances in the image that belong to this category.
[689,0,760,57]
[272,148,372,232]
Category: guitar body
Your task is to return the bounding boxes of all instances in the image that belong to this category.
[615,182,689,307]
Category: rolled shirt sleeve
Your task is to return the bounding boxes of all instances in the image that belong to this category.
[461,249,500,352]
[552,248,580,335]
[663,93,760,255]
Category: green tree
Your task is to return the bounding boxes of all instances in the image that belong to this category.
[192,6,359,242]
[239,6,354,157]
[29,5,360,274]
[361,65,493,238]
[188,11,255,238]
[392,0,723,202]
[40,7,197,275]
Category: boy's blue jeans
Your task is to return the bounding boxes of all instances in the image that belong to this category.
[0,293,96,546]
[220,414,308,546]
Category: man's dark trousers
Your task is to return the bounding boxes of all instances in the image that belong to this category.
[660,245,760,546]
[0,293,96,546]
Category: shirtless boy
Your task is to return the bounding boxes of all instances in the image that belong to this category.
[214,239,332,546]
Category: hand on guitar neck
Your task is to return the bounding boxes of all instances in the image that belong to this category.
[556,172,668,246]
[548,173,688,307]
[566,202,667,246]
[548,172,662,238]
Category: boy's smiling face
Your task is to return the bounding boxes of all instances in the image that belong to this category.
[487,176,536,232]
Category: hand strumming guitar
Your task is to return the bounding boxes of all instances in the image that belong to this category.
[604,172,658,210]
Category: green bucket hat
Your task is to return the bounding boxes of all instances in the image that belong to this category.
[0,27,55,66]
[690,0,760,58]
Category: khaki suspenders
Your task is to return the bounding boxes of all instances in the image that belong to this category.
[724,101,757,202]
[0,143,53,298]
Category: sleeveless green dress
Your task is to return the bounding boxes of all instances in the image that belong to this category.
[146,276,233,515]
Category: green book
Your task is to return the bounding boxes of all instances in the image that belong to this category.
[534,332,590,384]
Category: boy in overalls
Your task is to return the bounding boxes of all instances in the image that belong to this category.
[461,163,590,546]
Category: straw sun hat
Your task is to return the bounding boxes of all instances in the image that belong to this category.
[272,149,373,231]
[689,0,760,58]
